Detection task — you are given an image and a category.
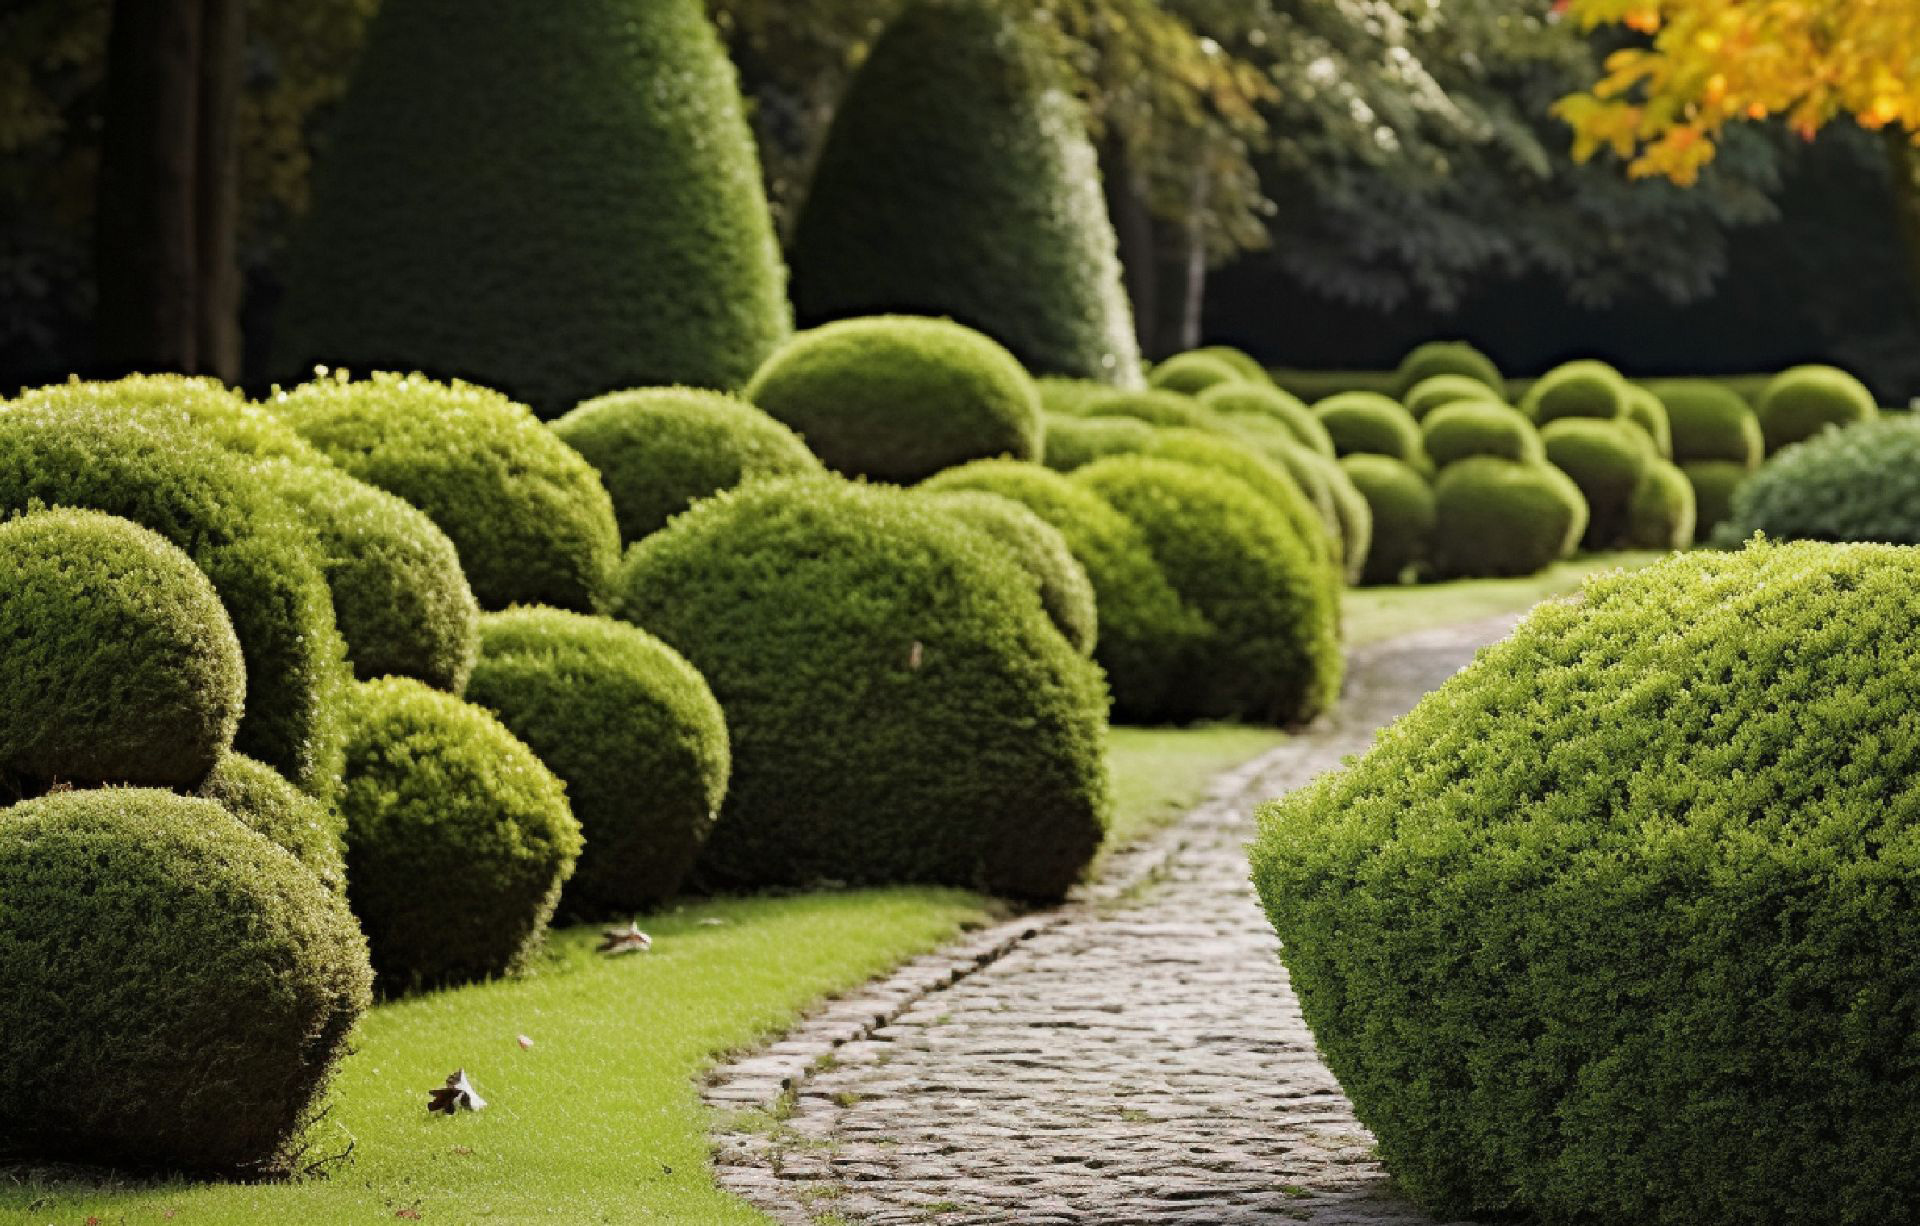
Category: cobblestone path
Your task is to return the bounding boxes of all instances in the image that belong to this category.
[707,617,1521,1225]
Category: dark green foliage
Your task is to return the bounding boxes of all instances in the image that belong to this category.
[195,754,348,896]
[1392,341,1503,399]
[927,491,1099,655]
[1340,456,1435,586]
[1625,386,1674,458]
[789,0,1140,385]
[1041,413,1157,472]
[1714,417,1920,547]
[465,610,728,915]
[1275,443,1375,585]
[1627,459,1696,550]
[1521,360,1630,425]
[1251,542,1920,1225]
[274,373,621,613]
[339,678,581,990]
[1081,388,1224,432]
[1142,430,1342,582]
[1683,460,1750,538]
[552,387,823,543]
[1431,459,1587,578]
[1403,374,1501,421]
[1314,392,1425,463]
[1192,346,1273,385]
[0,404,349,795]
[0,789,370,1173]
[744,316,1040,484]
[1422,401,1544,468]
[1650,379,1765,466]
[0,510,243,791]
[919,460,1208,722]
[1037,376,1116,416]
[1200,382,1336,457]
[1074,457,1341,725]
[1756,365,1879,454]
[274,0,789,413]
[612,478,1109,900]
[1147,352,1243,396]
[1542,417,1652,549]
[13,374,329,464]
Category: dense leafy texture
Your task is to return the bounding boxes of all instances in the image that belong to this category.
[1715,416,1920,547]
[339,678,582,990]
[1756,364,1879,454]
[273,373,620,613]
[1542,416,1652,549]
[613,478,1109,899]
[1042,413,1158,472]
[1314,392,1425,464]
[1627,459,1698,549]
[465,609,729,915]
[1431,458,1588,578]
[789,0,1140,385]
[1422,401,1545,468]
[551,387,821,543]
[275,0,789,413]
[1253,542,1920,1225]
[13,375,329,464]
[1404,374,1502,421]
[1341,455,1435,586]
[1036,376,1114,416]
[1081,389,1224,432]
[1521,360,1631,424]
[1192,346,1274,385]
[1274,443,1376,585]
[1141,430,1342,582]
[1650,379,1765,466]
[1392,341,1503,399]
[0,510,243,792]
[1625,386,1675,458]
[744,317,1040,484]
[195,753,349,897]
[926,491,1099,655]
[0,789,370,1174]
[1683,460,1753,538]
[1147,352,1243,396]
[1201,382,1336,456]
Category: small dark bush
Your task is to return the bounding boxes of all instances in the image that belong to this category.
[613,477,1109,900]
[1081,388,1224,433]
[1683,460,1750,538]
[1625,386,1673,458]
[927,491,1099,655]
[339,677,581,990]
[1200,382,1335,456]
[1147,352,1243,396]
[1340,455,1434,586]
[1042,412,1157,472]
[195,753,348,896]
[273,372,621,612]
[552,386,822,542]
[1253,542,1920,1225]
[1430,458,1587,578]
[1649,379,1764,466]
[1192,346,1272,385]
[1074,457,1341,725]
[1542,417,1652,549]
[1392,341,1503,399]
[1714,416,1920,547]
[1314,392,1424,464]
[1521,360,1630,425]
[1421,401,1543,468]
[1756,364,1878,454]
[465,609,728,914]
[744,316,1039,484]
[0,788,370,1173]
[1403,374,1501,421]
[1627,459,1696,549]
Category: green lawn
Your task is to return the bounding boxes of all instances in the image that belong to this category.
[1104,724,1289,849]
[1343,551,1667,646]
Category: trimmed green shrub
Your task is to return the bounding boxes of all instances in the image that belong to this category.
[1201,382,1336,457]
[552,386,823,543]
[612,478,1109,900]
[1042,412,1157,472]
[339,678,582,989]
[743,316,1039,484]
[1340,455,1434,586]
[927,491,1099,654]
[1431,458,1587,578]
[1403,374,1501,421]
[1252,541,1920,1225]
[1521,360,1631,425]
[465,610,728,914]
[1147,352,1243,396]
[1392,341,1503,399]
[1650,379,1764,467]
[1625,386,1674,458]
[273,372,621,613]
[0,788,370,1173]
[195,753,348,896]
[1142,430,1341,579]
[0,510,243,791]
[1627,459,1696,549]
[1081,388,1224,433]
[1192,345,1273,385]
[1713,416,1920,547]
[1756,364,1879,454]
[1276,443,1374,585]
[1314,392,1424,463]
[0,404,348,794]
[1683,460,1750,538]
[1037,376,1112,417]
[1422,401,1544,468]
[1542,416,1652,549]
[13,374,328,463]
[920,460,1207,720]
[789,0,1139,385]
[1074,457,1341,725]
[274,0,788,413]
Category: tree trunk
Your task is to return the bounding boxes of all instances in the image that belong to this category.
[1887,131,1920,330]
[1149,164,1209,357]
[195,0,244,383]
[1102,135,1159,360]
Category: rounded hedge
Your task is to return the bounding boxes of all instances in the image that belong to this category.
[0,788,370,1173]
[1756,364,1879,454]
[1141,430,1341,580]
[1392,341,1503,400]
[1313,392,1424,464]
[1713,416,1920,547]
[1282,443,1375,585]
[1041,412,1157,472]
[1542,416,1652,549]
[789,0,1140,385]
[0,510,244,791]
[1073,457,1341,725]
[13,374,329,464]
[1081,388,1224,433]
[927,491,1099,655]
[1147,352,1243,396]
[1650,379,1764,467]
[273,372,621,613]
[339,677,582,990]
[1624,386,1674,458]
[919,460,1208,722]
[613,478,1110,900]
[1521,360,1630,425]
[195,753,348,896]
[1200,382,1336,457]
[0,404,348,795]
[1403,374,1501,421]
[465,609,728,915]
[1253,541,1920,1224]
[552,386,823,542]
[1683,460,1750,539]
[744,316,1039,485]
[1626,459,1696,550]
[1431,458,1588,578]
[1192,345,1273,385]
[1421,400,1544,468]
[274,0,789,414]
[1340,455,1435,586]
[1037,376,1112,417]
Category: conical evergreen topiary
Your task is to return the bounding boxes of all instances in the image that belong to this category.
[275,0,789,415]
[789,0,1141,387]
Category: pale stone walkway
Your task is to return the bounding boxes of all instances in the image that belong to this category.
[707,617,1520,1225]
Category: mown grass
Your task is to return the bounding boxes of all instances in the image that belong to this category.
[1343,551,1667,646]
[1104,724,1289,849]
